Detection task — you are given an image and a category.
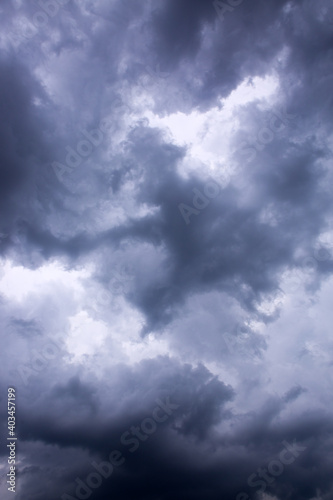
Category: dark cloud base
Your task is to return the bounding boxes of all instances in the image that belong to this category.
[1,1,333,499]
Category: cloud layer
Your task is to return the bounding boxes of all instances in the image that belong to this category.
[1,1,333,499]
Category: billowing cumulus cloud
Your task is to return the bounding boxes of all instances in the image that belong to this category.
[0,1,333,499]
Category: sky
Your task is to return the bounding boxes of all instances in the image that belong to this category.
[0,1,333,499]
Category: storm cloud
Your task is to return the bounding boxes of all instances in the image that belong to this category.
[0,1,333,499]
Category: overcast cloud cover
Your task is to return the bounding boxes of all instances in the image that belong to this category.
[0,0,333,499]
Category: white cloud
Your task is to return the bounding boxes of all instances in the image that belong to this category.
[141,74,279,180]
[0,259,88,302]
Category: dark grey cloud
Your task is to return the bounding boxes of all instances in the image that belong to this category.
[0,1,333,499]
[5,356,330,500]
